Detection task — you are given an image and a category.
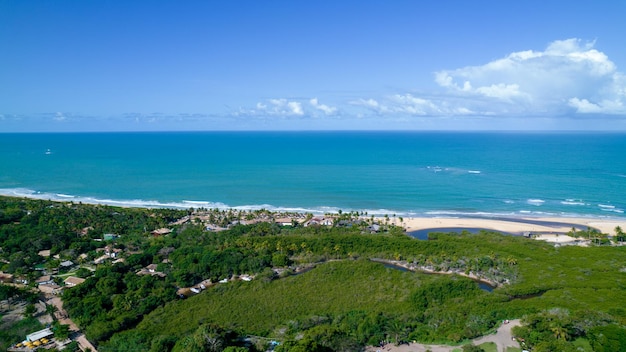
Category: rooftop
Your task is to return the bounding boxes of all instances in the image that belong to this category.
[64,276,86,286]
[26,328,53,342]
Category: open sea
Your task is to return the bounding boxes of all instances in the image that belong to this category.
[0,131,625,219]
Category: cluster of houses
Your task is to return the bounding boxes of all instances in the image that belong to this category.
[164,208,394,236]
[31,248,88,294]
[94,245,124,265]
[188,214,384,233]
[136,263,166,278]
[4,212,390,298]
[1,232,135,295]
[33,273,86,295]
[1,225,179,298]
[1,215,392,352]
[169,210,345,231]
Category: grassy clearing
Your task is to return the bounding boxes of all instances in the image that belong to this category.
[137,259,429,337]
[478,342,497,351]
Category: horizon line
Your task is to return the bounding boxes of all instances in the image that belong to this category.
[2,129,626,134]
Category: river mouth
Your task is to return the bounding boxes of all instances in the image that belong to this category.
[406,217,596,241]
[407,227,513,240]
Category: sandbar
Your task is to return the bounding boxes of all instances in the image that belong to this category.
[394,216,626,238]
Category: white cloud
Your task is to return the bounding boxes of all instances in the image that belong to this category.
[245,98,304,117]
[435,38,626,115]
[54,112,67,121]
[269,99,304,116]
[350,98,390,114]
[309,98,337,115]
[234,38,625,125]
[389,94,438,115]
[475,83,526,100]
[568,98,603,113]
[289,102,303,115]
[351,94,476,117]
[568,98,624,114]
[237,97,339,118]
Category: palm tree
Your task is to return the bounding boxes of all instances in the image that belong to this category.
[615,226,624,245]
[551,325,568,341]
[386,320,408,345]
[568,227,578,237]
[506,257,518,266]
[46,304,58,319]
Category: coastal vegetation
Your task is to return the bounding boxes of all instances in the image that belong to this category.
[1,196,625,351]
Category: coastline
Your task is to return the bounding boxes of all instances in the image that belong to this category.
[0,189,626,235]
[1,192,625,237]
[393,216,626,238]
[1,187,625,221]
[2,194,625,350]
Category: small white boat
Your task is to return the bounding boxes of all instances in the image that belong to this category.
[45,149,52,155]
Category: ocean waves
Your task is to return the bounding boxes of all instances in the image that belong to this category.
[561,199,586,206]
[425,166,483,175]
[527,199,545,206]
[1,132,625,220]
[1,187,623,219]
[0,188,188,209]
[0,188,349,215]
[598,204,624,214]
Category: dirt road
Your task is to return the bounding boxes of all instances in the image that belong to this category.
[365,319,521,352]
[48,296,98,352]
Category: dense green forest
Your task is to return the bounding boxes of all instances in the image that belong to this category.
[1,196,626,351]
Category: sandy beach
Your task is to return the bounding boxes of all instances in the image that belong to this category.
[398,216,626,239]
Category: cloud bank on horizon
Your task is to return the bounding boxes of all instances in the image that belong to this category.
[237,38,625,121]
[2,38,625,131]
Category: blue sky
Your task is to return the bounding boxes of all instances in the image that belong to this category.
[1,1,625,131]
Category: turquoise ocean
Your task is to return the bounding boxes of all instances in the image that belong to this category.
[0,131,625,219]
